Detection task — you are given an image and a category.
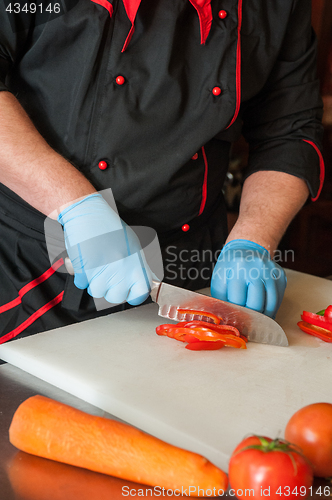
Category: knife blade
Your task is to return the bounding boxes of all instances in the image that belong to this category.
[150,280,288,347]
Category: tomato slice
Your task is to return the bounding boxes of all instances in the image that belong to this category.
[297,321,332,343]
[301,311,332,332]
[176,308,221,325]
[185,341,226,351]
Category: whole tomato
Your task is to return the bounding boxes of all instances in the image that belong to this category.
[285,402,332,477]
[228,436,313,500]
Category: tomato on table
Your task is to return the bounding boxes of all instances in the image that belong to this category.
[285,402,332,478]
[228,436,313,500]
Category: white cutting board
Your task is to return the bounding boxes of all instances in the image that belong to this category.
[1,269,332,472]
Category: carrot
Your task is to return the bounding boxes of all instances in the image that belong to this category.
[9,395,228,495]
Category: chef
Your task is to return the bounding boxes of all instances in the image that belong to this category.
[0,0,324,343]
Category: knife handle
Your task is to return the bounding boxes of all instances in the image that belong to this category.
[150,279,161,303]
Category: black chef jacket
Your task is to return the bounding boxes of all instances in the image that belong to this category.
[0,0,325,342]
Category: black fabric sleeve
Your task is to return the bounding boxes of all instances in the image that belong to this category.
[0,2,35,93]
[0,53,11,92]
[242,0,325,200]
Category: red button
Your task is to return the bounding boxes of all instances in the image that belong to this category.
[212,86,222,96]
[182,224,190,232]
[98,161,108,170]
[218,10,227,19]
[116,75,125,85]
[192,153,199,160]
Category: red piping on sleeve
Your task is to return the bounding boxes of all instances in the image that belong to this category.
[90,0,113,17]
[188,0,213,45]
[0,258,64,314]
[0,292,64,345]
[198,146,208,215]
[226,0,242,129]
[302,139,325,201]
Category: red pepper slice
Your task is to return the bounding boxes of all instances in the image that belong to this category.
[217,335,247,349]
[181,321,241,337]
[181,334,202,343]
[324,305,332,321]
[183,328,246,348]
[156,324,178,336]
[297,321,332,343]
[301,311,332,333]
[155,317,247,350]
[171,327,230,343]
[177,308,221,325]
[185,341,226,351]
[163,327,204,341]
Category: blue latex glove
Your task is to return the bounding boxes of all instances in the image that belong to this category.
[58,193,152,306]
[211,239,287,318]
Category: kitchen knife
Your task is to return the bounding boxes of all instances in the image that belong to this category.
[150,280,289,347]
[64,258,288,346]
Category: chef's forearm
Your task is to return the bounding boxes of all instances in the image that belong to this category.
[226,170,309,256]
[0,91,96,217]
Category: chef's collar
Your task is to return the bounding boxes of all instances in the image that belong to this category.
[90,0,213,51]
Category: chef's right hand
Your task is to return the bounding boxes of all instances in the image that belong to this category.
[57,193,152,306]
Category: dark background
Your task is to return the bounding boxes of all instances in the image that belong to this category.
[225,0,332,278]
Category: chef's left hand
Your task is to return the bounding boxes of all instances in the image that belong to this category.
[210,239,287,318]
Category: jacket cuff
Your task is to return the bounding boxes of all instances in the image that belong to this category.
[244,138,324,201]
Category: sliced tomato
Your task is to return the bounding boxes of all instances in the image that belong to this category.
[185,341,226,351]
[176,308,221,324]
[297,321,332,343]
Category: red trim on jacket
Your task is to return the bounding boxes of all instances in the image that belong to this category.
[0,258,64,343]
[0,258,64,314]
[302,139,325,201]
[90,0,215,50]
[198,146,208,215]
[121,0,142,52]
[188,0,213,45]
[226,0,242,129]
[0,292,64,344]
